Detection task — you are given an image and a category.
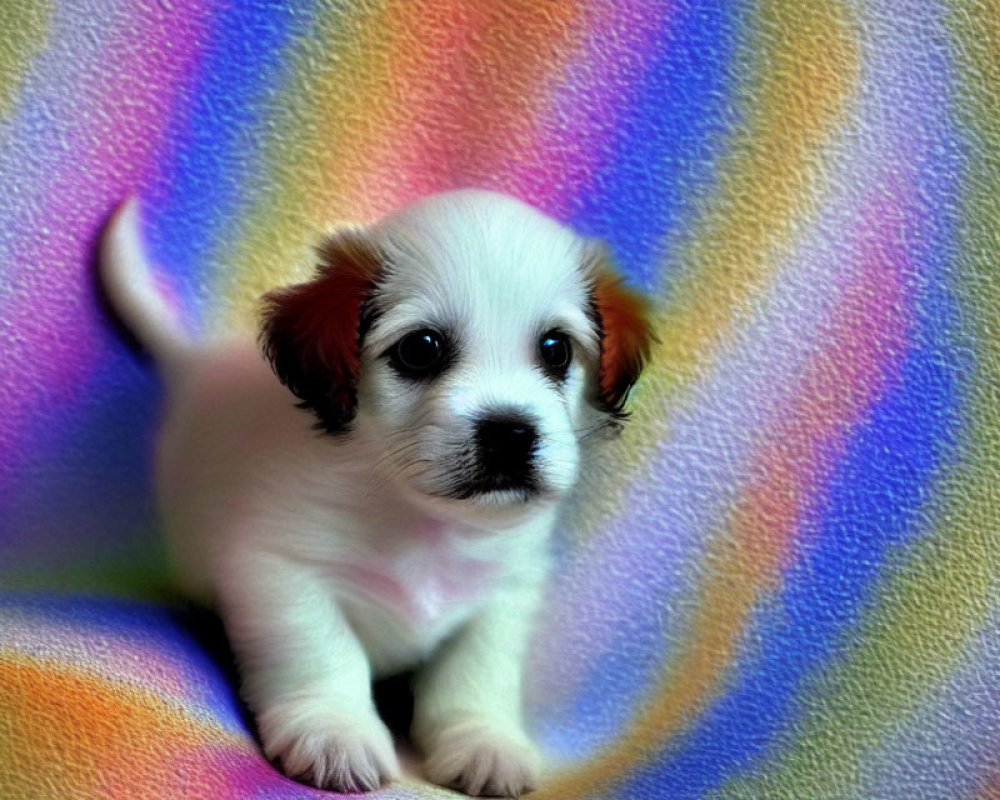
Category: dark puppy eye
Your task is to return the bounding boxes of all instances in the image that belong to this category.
[390,329,446,379]
[539,330,572,377]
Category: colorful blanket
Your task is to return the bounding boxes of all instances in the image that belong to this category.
[2,1,999,798]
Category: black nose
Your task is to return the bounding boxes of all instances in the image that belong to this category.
[475,416,538,478]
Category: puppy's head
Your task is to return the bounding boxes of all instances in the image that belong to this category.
[261,190,654,515]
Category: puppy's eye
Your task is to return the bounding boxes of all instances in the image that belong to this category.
[538,330,571,378]
[390,329,446,379]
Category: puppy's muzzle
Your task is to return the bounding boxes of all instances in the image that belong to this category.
[451,412,540,498]
[476,416,537,478]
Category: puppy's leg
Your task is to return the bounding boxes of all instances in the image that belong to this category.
[218,551,398,792]
[413,582,542,797]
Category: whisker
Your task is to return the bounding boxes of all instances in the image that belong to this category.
[572,420,622,441]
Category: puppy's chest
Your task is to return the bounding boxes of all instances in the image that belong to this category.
[329,524,502,669]
[348,546,494,626]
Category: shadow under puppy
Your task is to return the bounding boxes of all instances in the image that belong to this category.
[101,190,653,796]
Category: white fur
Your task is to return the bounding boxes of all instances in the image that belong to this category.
[101,190,613,796]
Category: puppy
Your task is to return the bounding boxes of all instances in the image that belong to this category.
[101,190,653,796]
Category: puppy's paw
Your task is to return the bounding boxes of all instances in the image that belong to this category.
[423,719,540,797]
[257,700,399,792]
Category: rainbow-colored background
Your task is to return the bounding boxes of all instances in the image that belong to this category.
[2,1,999,798]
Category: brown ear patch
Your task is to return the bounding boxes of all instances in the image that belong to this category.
[587,250,656,416]
[260,230,382,433]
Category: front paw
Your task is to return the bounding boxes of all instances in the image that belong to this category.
[423,719,540,797]
[257,699,399,792]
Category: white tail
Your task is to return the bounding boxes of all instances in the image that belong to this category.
[100,198,190,371]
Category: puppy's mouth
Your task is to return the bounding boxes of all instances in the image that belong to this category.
[430,417,548,506]
[442,414,547,504]
[401,414,570,508]
[446,471,543,503]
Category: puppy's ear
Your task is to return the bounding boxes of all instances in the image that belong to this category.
[585,244,656,417]
[260,229,382,434]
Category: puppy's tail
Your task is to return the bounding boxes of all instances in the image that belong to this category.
[100,197,191,374]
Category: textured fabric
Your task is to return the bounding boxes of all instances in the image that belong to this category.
[1,1,999,798]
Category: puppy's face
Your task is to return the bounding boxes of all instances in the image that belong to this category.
[262,191,653,516]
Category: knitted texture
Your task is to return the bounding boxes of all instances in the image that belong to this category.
[1,2,998,798]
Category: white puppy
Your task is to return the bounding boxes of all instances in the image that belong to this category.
[101,190,652,796]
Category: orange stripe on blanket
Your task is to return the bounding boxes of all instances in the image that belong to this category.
[980,774,1000,800]
[0,652,277,800]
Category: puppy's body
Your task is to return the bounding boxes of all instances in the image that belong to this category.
[102,190,651,796]
[160,334,552,673]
